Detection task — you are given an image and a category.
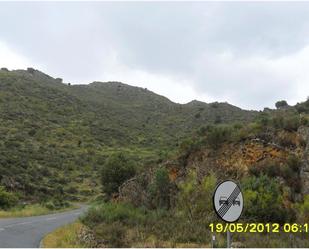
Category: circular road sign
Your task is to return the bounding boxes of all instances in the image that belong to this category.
[213,180,243,223]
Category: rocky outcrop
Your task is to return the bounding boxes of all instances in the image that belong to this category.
[118,177,147,206]
[118,172,153,207]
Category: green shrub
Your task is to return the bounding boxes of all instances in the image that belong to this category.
[287,154,302,173]
[0,186,18,209]
[205,125,232,149]
[298,195,309,223]
[272,115,284,129]
[300,115,309,125]
[100,152,136,197]
[44,201,56,210]
[80,202,146,228]
[43,199,70,210]
[93,221,127,247]
[148,168,172,209]
[281,164,294,179]
[249,156,302,195]
[177,171,216,222]
[248,159,280,178]
[271,114,300,131]
[242,175,295,223]
[283,116,300,131]
[256,113,271,127]
[179,138,201,154]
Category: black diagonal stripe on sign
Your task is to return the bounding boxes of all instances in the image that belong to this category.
[218,189,240,218]
[217,185,239,216]
[217,185,240,218]
[217,186,240,217]
[218,186,240,218]
[218,190,238,217]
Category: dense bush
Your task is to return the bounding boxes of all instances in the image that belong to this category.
[100,152,136,198]
[80,202,148,247]
[81,187,215,247]
[296,99,309,114]
[271,115,285,129]
[81,202,146,228]
[256,113,271,127]
[249,155,302,196]
[0,186,18,209]
[179,138,201,156]
[287,154,302,172]
[283,116,300,131]
[271,114,300,132]
[205,125,232,149]
[298,195,309,223]
[43,199,71,210]
[93,222,127,247]
[248,159,280,177]
[242,175,296,223]
[148,168,173,209]
[177,171,216,222]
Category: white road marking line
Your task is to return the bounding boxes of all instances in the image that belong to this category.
[19,221,32,225]
[5,224,17,228]
[46,217,57,221]
[4,221,33,228]
[0,228,4,231]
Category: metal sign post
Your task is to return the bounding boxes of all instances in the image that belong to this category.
[227,230,231,248]
[211,234,216,248]
[213,180,244,248]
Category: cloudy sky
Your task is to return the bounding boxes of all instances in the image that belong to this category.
[1,1,309,110]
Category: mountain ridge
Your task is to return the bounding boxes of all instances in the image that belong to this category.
[0,67,257,201]
[1,67,258,111]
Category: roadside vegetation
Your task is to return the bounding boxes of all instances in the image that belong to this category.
[76,102,309,247]
[41,222,86,248]
[4,69,309,247]
[0,202,78,218]
[0,68,255,215]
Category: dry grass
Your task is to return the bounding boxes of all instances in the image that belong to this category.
[0,204,78,218]
[41,221,86,248]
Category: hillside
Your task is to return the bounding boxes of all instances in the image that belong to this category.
[97,107,309,248]
[0,67,257,203]
[3,67,309,247]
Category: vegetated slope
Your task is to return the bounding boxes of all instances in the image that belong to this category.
[68,81,257,148]
[106,108,309,247]
[120,108,309,209]
[0,67,256,203]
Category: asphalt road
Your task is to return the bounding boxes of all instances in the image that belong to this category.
[0,205,88,248]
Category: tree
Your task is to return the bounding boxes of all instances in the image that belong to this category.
[275,100,288,109]
[100,153,136,198]
[148,168,172,209]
